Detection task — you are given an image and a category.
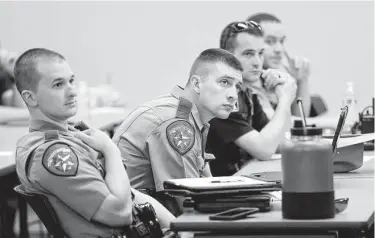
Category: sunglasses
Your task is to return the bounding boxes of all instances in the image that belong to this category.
[335,197,349,214]
[221,21,263,49]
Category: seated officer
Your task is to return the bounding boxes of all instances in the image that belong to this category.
[206,21,297,176]
[247,13,311,117]
[14,48,175,238]
[112,48,243,215]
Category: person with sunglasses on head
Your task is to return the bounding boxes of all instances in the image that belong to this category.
[246,13,311,118]
[112,48,243,216]
[14,48,176,238]
[206,21,297,176]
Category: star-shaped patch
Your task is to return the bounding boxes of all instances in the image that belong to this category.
[166,120,195,155]
[42,143,78,177]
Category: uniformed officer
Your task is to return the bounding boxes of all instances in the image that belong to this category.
[112,48,243,215]
[206,21,298,176]
[14,48,175,238]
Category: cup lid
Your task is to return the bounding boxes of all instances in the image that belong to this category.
[293,119,316,128]
[291,127,323,136]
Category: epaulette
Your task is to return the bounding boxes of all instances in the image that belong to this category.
[44,130,60,141]
[175,97,192,120]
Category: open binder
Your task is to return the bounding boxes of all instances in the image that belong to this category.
[164,176,279,213]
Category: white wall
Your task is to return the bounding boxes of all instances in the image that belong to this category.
[0,1,373,116]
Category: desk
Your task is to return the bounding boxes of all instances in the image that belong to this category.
[70,106,132,129]
[235,151,374,179]
[171,155,374,237]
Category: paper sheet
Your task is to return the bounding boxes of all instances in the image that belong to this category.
[325,133,375,148]
[168,176,271,189]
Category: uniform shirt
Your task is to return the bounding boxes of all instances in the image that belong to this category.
[112,85,211,192]
[16,119,127,238]
[206,87,269,176]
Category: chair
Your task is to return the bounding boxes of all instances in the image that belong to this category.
[309,94,328,117]
[13,184,68,238]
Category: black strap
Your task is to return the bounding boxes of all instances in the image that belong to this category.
[176,97,192,120]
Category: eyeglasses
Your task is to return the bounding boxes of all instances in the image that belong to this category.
[220,21,263,49]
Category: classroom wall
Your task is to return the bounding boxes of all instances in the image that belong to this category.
[0,1,373,116]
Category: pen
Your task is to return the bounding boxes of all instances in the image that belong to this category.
[332,106,348,155]
[211,179,244,183]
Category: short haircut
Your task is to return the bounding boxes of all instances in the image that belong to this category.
[189,48,243,81]
[220,21,263,52]
[14,48,65,94]
[246,12,281,24]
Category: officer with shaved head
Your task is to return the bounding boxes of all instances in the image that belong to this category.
[14,48,175,238]
[113,48,243,215]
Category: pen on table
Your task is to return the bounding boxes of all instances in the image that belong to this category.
[211,179,244,183]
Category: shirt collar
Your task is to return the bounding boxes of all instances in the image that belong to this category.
[29,118,69,132]
[171,85,208,132]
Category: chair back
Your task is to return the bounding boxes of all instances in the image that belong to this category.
[310,94,328,117]
[14,184,67,238]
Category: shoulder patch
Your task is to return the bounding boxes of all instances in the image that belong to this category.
[176,97,193,120]
[166,120,195,155]
[42,143,79,177]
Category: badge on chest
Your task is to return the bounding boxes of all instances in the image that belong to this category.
[88,148,106,178]
[94,156,106,178]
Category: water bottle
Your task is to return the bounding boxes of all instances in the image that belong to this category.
[342,82,358,133]
[280,123,335,219]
